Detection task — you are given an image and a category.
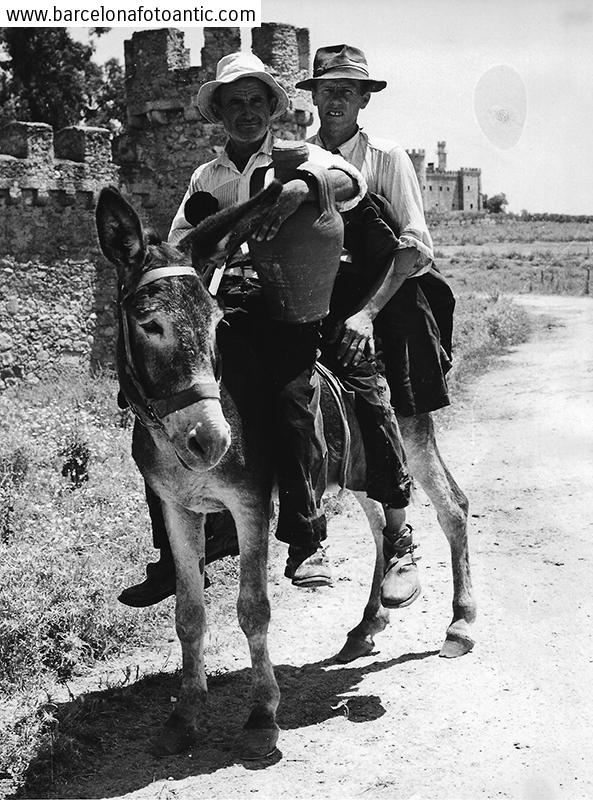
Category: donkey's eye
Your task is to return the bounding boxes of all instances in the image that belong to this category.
[139,320,163,335]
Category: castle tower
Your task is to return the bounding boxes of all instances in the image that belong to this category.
[406,148,426,185]
[437,140,447,171]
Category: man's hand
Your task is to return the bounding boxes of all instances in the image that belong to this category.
[335,309,376,368]
[252,178,310,242]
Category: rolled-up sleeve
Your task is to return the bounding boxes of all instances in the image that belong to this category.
[302,143,367,212]
[380,147,434,273]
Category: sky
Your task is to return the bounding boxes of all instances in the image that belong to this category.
[73,0,593,215]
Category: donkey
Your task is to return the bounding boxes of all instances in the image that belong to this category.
[95,184,476,758]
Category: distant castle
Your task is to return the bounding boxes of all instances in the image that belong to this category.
[407,142,482,213]
[0,25,482,388]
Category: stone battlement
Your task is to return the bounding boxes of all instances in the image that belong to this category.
[123,25,313,131]
[425,167,464,178]
[0,122,118,196]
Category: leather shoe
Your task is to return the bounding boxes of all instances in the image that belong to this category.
[118,559,176,607]
[284,546,332,587]
[381,525,421,608]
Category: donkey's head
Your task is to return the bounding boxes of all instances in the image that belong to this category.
[96,187,230,470]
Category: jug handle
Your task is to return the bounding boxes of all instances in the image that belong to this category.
[297,163,337,225]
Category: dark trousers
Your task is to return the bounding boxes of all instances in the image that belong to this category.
[267,319,327,548]
[320,340,411,509]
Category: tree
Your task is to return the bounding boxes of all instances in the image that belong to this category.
[482,192,508,214]
[0,28,126,132]
[85,57,126,133]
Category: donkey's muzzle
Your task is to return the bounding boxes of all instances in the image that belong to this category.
[187,410,231,469]
[162,400,231,470]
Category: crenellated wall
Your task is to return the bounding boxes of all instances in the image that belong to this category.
[0,122,119,260]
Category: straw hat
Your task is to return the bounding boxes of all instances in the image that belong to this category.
[295,44,386,92]
[197,51,290,123]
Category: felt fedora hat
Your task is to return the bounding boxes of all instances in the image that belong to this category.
[295,44,386,92]
[196,51,290,123]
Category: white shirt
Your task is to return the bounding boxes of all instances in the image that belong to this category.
[308,128,434,275]
[168,132,367,246]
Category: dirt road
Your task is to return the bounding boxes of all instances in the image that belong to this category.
[36,294,593,800]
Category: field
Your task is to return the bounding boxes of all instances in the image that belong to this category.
[429,213,593,298]
[0,214,590,797]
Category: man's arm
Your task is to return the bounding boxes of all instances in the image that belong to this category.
[337,145,433,367]
[252,170,357,242]
[336,247,417,367]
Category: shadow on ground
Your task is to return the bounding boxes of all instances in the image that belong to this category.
[19,650,438,799]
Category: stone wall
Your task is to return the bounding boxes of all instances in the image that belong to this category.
[0,254,115,389]
[0,122,119,260]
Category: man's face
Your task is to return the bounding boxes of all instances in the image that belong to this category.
[312,79,371,140]
[214,78,275,146]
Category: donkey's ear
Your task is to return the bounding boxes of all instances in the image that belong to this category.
[95,187,146,285]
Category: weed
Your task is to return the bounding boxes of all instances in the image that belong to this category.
[0,446,29,544]
[59,431,90,488]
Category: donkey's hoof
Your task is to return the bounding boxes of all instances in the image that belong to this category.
[335,635,375,663]
[440,632,475,659]
[150,713,197,757]
[239,723,280,760]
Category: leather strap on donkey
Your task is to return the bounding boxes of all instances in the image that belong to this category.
[314,361,351,487]
[119,265,221,430]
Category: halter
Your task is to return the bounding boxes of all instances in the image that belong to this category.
[119,264,222,431]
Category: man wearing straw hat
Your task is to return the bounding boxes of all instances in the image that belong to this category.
[296,44,456,608]
[119,51,412,605]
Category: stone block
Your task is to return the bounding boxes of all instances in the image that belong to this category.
[54,126,112,165]
[0,122,54,162]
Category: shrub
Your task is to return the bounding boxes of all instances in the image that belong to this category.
[448,294,532,391]
[59,431,90,489]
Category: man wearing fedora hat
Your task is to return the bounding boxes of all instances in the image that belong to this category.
[296,44,456,608]
[119,50,413,605]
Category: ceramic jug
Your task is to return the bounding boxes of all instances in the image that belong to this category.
[249,140,344,323]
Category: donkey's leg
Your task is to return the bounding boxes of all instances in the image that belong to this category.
[151,502,207,755]
[398,412,477,657]
[335,493,390,663]
[228,491,280,759]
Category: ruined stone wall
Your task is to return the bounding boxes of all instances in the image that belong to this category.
[0,122,119,386]
[0,122,119,260]
[0,254,115,389]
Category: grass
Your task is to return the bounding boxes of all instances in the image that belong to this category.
[440,249,592,297]
[447,293,531,393]
[428,211,593,246]
[0,216,576,793]
[0,370,174,795]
